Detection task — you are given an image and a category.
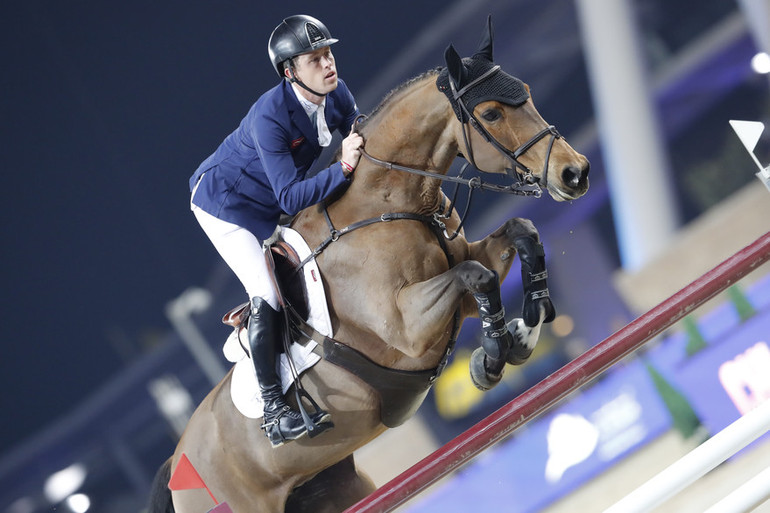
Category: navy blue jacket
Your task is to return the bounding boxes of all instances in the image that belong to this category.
[190,79,359,240]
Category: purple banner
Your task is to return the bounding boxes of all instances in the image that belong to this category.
[405,359,671,513]
[666,308,770,435]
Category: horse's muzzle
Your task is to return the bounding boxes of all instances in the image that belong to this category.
[549,161,590,201]
[562,162,590,190]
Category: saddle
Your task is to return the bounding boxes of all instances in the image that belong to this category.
[221,230,438,428]
[222,240,306,329]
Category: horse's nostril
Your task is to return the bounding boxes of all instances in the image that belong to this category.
[561,163,589,188]
[562,166,581,188]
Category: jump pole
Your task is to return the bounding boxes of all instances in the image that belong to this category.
[604,398,770,513]
[344,231,770,513]
[703,462,770,513]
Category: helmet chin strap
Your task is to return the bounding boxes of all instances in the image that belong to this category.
[287,59,327,98]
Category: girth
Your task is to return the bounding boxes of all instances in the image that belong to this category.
[289,311,436,428]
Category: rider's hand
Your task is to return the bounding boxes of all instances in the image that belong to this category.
[340,129,364,177]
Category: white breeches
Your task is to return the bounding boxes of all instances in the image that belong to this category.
[192,205,280,311]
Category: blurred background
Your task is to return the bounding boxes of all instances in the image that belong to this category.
[2,0,770,511]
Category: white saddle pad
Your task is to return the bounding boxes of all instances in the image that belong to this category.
[222,226,332,419]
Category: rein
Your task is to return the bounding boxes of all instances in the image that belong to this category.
[358,144,537,196]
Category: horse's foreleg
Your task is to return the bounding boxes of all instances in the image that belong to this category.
[467,217,540,280]
[395,260,500,359]
[468,270,515,391]
[514,234,556,327]
[468,218,556,327]
[466,218,556,388]
[507,311,545,364]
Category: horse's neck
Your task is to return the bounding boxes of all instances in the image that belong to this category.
[349,79,457,215]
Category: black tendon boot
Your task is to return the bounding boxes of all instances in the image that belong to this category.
[513,236,556,327]
[469,274,513,390]
[248,297,330,447]
[473,281,513,364]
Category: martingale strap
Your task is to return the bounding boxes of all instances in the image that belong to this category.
[295,205,451,271]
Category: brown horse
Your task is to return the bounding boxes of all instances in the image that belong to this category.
[150,18,589,513]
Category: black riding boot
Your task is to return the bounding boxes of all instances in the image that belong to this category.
[248,297,330,447]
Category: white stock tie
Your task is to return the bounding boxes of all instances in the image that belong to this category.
[315,103,332,147]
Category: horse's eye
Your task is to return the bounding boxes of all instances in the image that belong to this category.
[481,109,501,122]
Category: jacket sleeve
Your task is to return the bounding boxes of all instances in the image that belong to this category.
[253,111,348,215]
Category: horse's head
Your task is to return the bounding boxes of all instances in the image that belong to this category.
[437,16,589,201]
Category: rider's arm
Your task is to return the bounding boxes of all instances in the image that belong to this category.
[254,113,349,215]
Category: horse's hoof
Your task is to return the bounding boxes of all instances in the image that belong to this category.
[469,348,503,391]
[506,343,533,365]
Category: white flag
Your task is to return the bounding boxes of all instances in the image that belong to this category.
[729,120,764,152]
[729,120,766,173]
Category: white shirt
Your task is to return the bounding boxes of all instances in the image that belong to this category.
[291,82,332,147]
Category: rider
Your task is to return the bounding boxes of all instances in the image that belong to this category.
[189,14,363,447]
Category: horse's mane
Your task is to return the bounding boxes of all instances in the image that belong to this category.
[326,67,443,170]
[357,67,443,132]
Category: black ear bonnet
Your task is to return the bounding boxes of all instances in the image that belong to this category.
[436,15,529,122]
[436,59,529,122]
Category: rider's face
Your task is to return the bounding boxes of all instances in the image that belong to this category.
[288,47,338,102]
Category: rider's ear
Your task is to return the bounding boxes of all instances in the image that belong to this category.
[473,14,494,62]
[444,44,466,89]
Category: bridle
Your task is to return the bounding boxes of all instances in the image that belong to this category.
[356,63,562,239]
[449,65,562,194]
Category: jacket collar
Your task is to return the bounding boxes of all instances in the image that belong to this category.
[282,80,321,151]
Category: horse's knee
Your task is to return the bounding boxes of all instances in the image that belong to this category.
[503,217,539,241]
[456,260,497,293]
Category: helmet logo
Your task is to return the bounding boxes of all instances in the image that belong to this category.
[305,22,326,47]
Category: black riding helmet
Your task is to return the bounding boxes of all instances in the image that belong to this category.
[268,15,338,95]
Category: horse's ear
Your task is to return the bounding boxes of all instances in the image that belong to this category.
[473,14,494,62]
[444,44,466,88]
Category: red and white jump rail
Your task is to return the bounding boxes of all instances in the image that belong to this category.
[344,231,770,513]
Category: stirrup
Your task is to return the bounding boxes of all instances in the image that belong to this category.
[295,387,334,439]
[260,404,333,448]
